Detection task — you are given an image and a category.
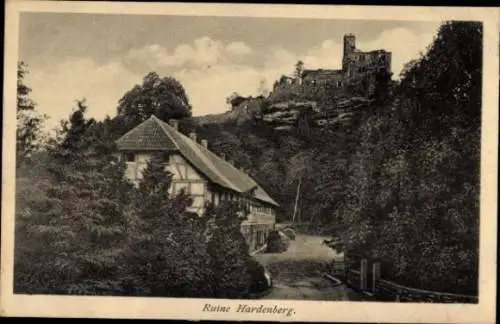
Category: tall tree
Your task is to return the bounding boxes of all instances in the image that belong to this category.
[116,72,192,132]
[16,61,46,165]
[204,200,253,298]
[336,20,482,294]
[398,21,482,139]
[47,99,96,169]
[294,60,304,79]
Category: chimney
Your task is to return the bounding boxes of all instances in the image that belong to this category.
[169,119,178,130]
[201,139,208,149]
[189,132,197,142]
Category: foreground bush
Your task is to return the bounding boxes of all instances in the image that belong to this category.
[266,230,290,253]
[202,201,254,298]
[282,227,296,240]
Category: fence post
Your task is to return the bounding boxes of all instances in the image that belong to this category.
[396,287,404,302]
[343,252,349,282]
[360,258,368,291]
[372,262,380,294]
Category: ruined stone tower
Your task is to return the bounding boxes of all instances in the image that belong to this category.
[342,34,356,71]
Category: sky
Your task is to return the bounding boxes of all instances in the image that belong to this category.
[19,12,442,132]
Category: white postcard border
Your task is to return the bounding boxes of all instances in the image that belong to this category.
[2,2,498,323]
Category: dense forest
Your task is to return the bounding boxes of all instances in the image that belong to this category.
[182,21,482,294]
[14,21,481,296]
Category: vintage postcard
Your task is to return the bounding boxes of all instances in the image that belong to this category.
[1,1,498,322]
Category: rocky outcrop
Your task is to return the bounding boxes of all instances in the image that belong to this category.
[260,97,373,130]
[261,101,318,131]
[192,95,373,131]
[313,97,373,127]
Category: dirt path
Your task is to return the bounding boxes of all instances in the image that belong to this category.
[255,234,365,301]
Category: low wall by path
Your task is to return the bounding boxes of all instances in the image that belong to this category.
[330,258,478,304]
[374,278,478,303]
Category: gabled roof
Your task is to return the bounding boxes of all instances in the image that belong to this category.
[115,117,177,151]
[115,115,279,207]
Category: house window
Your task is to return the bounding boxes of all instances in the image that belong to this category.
[125,153,135,162]
[161,152,170,163]
[337,80,343,87]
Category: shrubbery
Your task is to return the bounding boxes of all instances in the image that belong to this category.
[265,230,290,253]
[282,228,296,240]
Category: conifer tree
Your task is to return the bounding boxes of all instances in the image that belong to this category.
[14,103,133,294]
[16,61,47,166]
[121,153,212,297]
[204,200,253,298]
[48,99,96,167]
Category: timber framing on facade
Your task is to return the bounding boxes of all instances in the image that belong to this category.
[114,115,279,252]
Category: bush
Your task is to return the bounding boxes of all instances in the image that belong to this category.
[204,201,254,298]
[120,154,213,297]
[282,227,296,240]
[266,230,290,253]
[247,257,271,294]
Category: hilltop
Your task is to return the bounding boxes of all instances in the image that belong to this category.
[192,33,394,132]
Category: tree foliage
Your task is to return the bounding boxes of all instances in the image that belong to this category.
[14,105,133,294]
[190,21,481,295]
[16,61,47,165]
[116,72,192,131]
[338,21,482,294]
[294,60,304,79]
[120,153,213,297]
[204,201,253,298]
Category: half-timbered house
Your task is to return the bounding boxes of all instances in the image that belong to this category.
[114,115,279,252]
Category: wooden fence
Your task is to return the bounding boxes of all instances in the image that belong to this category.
[329,256,478,303]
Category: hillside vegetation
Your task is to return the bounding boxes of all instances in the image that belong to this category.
[181,21,482,295]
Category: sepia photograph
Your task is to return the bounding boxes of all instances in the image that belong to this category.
[1,1,498,323]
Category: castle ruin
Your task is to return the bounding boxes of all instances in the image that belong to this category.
[272,34,392,98]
